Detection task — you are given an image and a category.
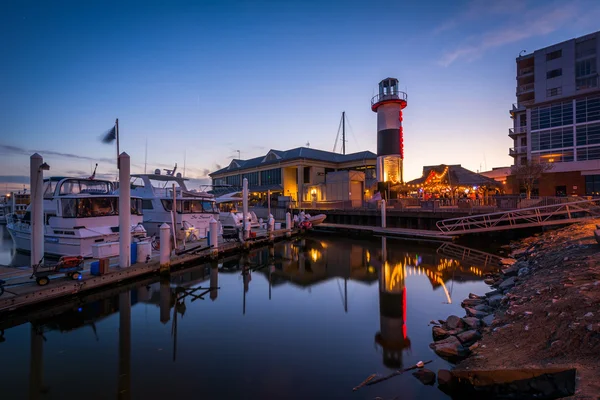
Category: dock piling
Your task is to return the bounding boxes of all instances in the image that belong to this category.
[30,153,45,265]
[242,178,250,240]
[286,212,291,237]
[118,152,131,268]
[381,199,387,228]
[159,223,171,272]
[209,217,218,257]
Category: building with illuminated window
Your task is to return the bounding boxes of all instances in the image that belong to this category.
[209,147,376,205]
[509,30,600,196]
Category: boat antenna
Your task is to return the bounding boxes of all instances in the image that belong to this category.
[89,163,98,180]
[342,111,346,155]
[183,150,186,178]
[333,112,343,153]
[144,138,148,174]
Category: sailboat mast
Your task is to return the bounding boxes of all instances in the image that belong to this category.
[144,138,148,174]
[342,111,346,155]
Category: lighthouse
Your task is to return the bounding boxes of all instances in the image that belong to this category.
[371,78,407,196]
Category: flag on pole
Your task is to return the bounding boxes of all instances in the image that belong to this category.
[101,126,116,143]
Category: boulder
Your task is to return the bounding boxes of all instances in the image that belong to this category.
[462,317,481,330]
[430,336,470,361]
[485,289,501,297]
[473,304,494,313]
[501,265,520,277]
[500,258,517,266]
[484,278,496,285]
[412,368,436,385]
[445,315,464,330]
[461,298,485,308]
[518,267,530,277]
[437,369,453,387]
[432,326,451,341]
[457,330,482,345]
[468,293,483,299]
[594,230,600,244]
[465,307,489,319]
[499,276,516,291]
[481,314,495,327]
[487,294,504,308]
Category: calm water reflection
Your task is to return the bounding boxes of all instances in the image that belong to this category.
[0,228,500,400]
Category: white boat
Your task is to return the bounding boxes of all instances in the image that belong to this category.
[128,170,219,241]
[6,177,146,258]
[297,211,327,226]
[215,191,261,231]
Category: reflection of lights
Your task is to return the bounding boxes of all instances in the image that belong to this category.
[384,261,405,292]
[310,249,320,263]
[368,266,375,274]
[319,241,328,249]
[366,250,371,264]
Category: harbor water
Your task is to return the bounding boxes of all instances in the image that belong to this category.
[0,225,499,400]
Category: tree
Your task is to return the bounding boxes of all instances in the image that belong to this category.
[510,161,553,199]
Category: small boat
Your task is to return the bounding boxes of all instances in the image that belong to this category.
[299,212,326,226]
[6,177,146,258]
[128,170,219,241]
[215,191,261,231]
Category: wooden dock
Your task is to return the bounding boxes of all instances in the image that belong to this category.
[0,229,295,314]
[312,223,453,241]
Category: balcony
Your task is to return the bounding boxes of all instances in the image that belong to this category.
[508,126,527,138]
[518,66,534,77]
[516,83,535,95]
[509,146,527,157]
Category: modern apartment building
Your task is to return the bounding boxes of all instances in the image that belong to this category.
[509,31,600,196]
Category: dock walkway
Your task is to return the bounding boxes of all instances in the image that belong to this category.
[0,229,294,314]
[313,223,453,241]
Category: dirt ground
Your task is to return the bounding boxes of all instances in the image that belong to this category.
[456,219,600,400]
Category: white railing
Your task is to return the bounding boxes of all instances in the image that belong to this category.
[436,199,600,234]
[517,83,535,94]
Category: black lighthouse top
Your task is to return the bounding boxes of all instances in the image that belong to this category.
[371,77,407,112]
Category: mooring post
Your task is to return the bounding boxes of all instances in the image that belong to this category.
[286,212,291,237]
[29,323,44,400]
[118,152,131,268]
[118,290,131,400]
[268,213,275,240]
[159,223,171,273]
[209,217,218,257]
[242,177,250,240]
[381,199,387,228]
[30,154,45,266]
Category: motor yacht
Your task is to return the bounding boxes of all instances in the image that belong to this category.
[128,170,219,241]
[6,177,146,258]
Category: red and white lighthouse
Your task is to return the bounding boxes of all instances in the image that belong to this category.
[371,78,407,193]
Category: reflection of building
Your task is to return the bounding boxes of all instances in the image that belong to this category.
[375,238,411,368]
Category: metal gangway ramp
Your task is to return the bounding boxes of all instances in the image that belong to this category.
[437,198,600,235]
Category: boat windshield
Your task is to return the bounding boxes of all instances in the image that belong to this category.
[43,181,57,199]
[161,199,218,213]
[59,180,113,196]
[61,197,143,218]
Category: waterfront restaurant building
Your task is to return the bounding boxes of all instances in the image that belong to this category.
[509,30,600,196]
[209,147,377,206]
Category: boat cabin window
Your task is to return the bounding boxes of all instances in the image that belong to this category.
[61,197,143,218]
[43,181,57,199]
[161,199,217,213]
[142,200,154,209]
[59,180,113,196]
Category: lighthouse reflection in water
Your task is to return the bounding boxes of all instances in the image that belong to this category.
[0,229,498,400]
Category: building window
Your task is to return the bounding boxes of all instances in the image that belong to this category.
[576,58,597,77]
[519,156,527,165]
[242,172,259,187]
[576,37,596,59]
[576,95,600,123]
[225,175,241,187]
[531,149,574,163]
[531,127,573,151]
[546,69,562,79]
[578,146,600,161]
[260,168,282,186]
[576,122,600,146]
[520,137,527,146]
[531,101,573,130]
[212,178,225,186]
[576,76,599,91]
[585,175,600,196]
[546,49,562,61]
[303,167,311,184]
[546,87,562,97]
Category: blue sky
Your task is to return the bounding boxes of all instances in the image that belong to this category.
[1,0,599,193]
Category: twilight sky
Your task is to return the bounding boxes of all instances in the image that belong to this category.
[1,0,599,194]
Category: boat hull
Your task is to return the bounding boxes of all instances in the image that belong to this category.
[7,225,144,258]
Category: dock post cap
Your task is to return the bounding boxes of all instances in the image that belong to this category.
[209,217,217,223]
[118,152,130,159]
[31,153,43,159]
[160,223,170,229]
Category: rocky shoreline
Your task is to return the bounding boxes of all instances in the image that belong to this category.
[430,219,600,399]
